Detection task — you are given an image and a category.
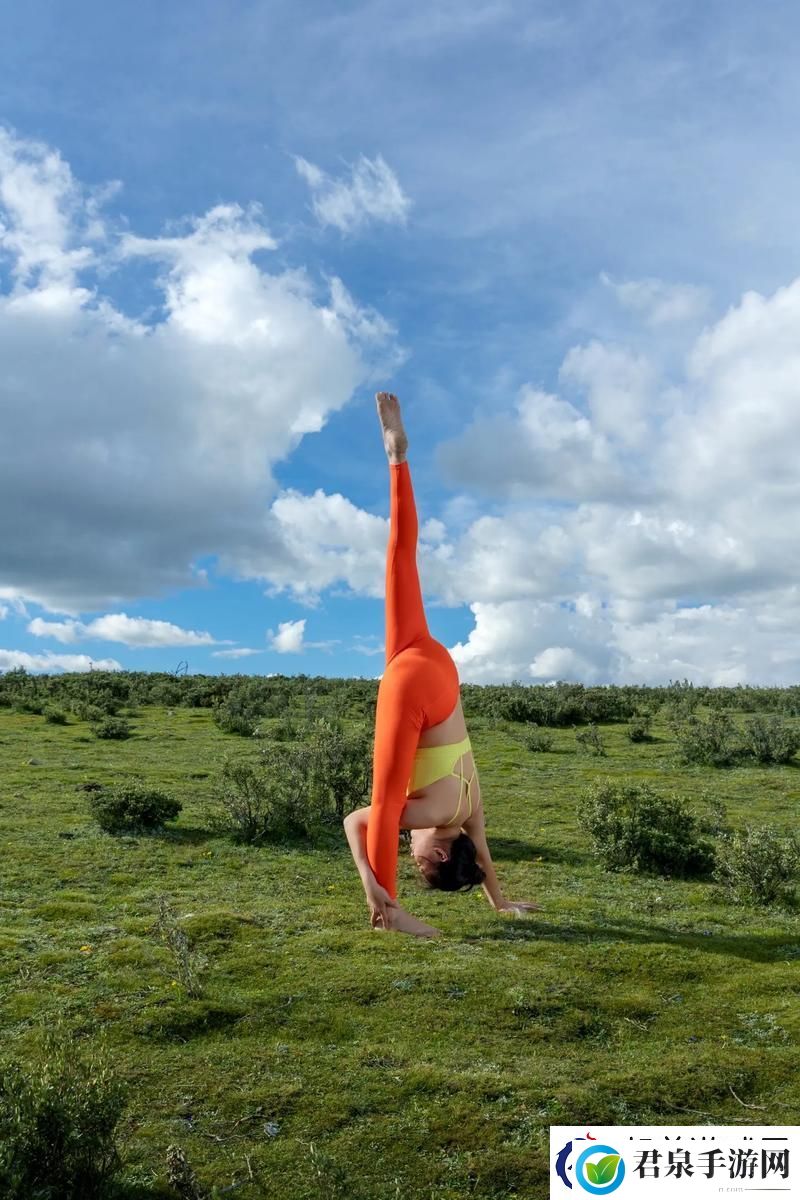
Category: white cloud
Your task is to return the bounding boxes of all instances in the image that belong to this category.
[0,127,398,614]
[27,618,81,643]
[559,341,654,449]
[529,645,585,679]
[27,613,221,647]
[447,600,619,685]
[352,634,385,657]
[234,488,388,604]
[436,384,637,502]
[0,649,121,673]
[211,647,264,659]
[238,266,800,685]
[294,152,411,234]
[269,618,306,653]
[601,273,711,326]
[0,126,112,293]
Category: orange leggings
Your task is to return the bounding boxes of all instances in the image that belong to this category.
[366,460,460,899]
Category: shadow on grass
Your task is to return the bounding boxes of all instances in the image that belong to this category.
[486,837,593,867]
[112,1183,175,1200]
[465,915,800,964]
[161,825,216,846]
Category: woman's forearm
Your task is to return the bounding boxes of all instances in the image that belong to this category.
[344,811,377,890]
[463,804,506,909]
[474,844,505,908]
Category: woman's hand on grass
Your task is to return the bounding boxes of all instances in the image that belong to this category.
[365,879,399,929]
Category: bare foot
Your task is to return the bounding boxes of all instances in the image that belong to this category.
[375,392,408,464]
[373,904,441,938]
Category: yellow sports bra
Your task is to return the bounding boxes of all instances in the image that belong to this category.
[406,735,475,827]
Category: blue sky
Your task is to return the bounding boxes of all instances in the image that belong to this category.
[2,1,800,684]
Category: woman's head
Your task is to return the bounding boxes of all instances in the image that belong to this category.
[410,829,486,892]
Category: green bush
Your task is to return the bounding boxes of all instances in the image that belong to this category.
[713,825,800,906]
[70,700,103,722]
[0,1024,127,1199]
[42,705,68,725]
[212,685,264,736]
[209,718,372,843]
[90,716,131,741]
[151,896,206,999]
[739,715,800,765]
[521,723,554,752]
[271,714,300,742]
[626,712,652,743]
[575,723,606,756]
[89,783,182,834]
[208,754,313,843]
[673,711,742,767]
[578,779,715,878]
[694,789,733,838]
[301,716,373,820]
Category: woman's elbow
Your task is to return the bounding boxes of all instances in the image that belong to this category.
[343,806,370,829]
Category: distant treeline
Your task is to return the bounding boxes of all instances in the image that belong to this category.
[2,666,800,727]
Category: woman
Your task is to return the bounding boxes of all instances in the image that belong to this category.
[343,392,540,936]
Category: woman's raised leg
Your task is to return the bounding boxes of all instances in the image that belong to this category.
[377,392,430,664]
[366,392,429,899]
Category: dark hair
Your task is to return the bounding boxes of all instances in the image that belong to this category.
[418,832,486,892]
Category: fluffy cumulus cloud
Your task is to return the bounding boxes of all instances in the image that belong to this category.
[432,274,800,682]
[265,617,339,655]
[294,152,411,234]
[0,127,399,618]
[435,385,641,503]
[241,270,800,685]
[0,649,121,672]
[3,125,799,686]
[27,613,222,647]
[233,489,389,603]
[269,618,306,654]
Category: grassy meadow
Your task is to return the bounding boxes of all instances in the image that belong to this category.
[1,686,799,1199]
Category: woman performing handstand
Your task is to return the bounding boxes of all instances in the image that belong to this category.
[343,392,540,936]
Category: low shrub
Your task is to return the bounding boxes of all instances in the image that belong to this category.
[151,896,206,998]
[208,717,372,843]
[42,705,68,725]
[208,754,311,843]
[713,825,800,906]
[575,723,606,756]
[89,783,182,834]
[212,688,262,737]
[694,789,733,838]
[90,716,131,741]
[70,701,106,723]
[578,779,715,877]
[739,715,800,765]
[673,711,742,767]
[626,712,652,743]
[271,715,299,742]
[521,723,554,752]
[0,1023,127,1199]
[301,717,373,820]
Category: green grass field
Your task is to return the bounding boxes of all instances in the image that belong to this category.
[1,703,798,1199]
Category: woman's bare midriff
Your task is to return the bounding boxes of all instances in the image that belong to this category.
[406,695,481,814]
